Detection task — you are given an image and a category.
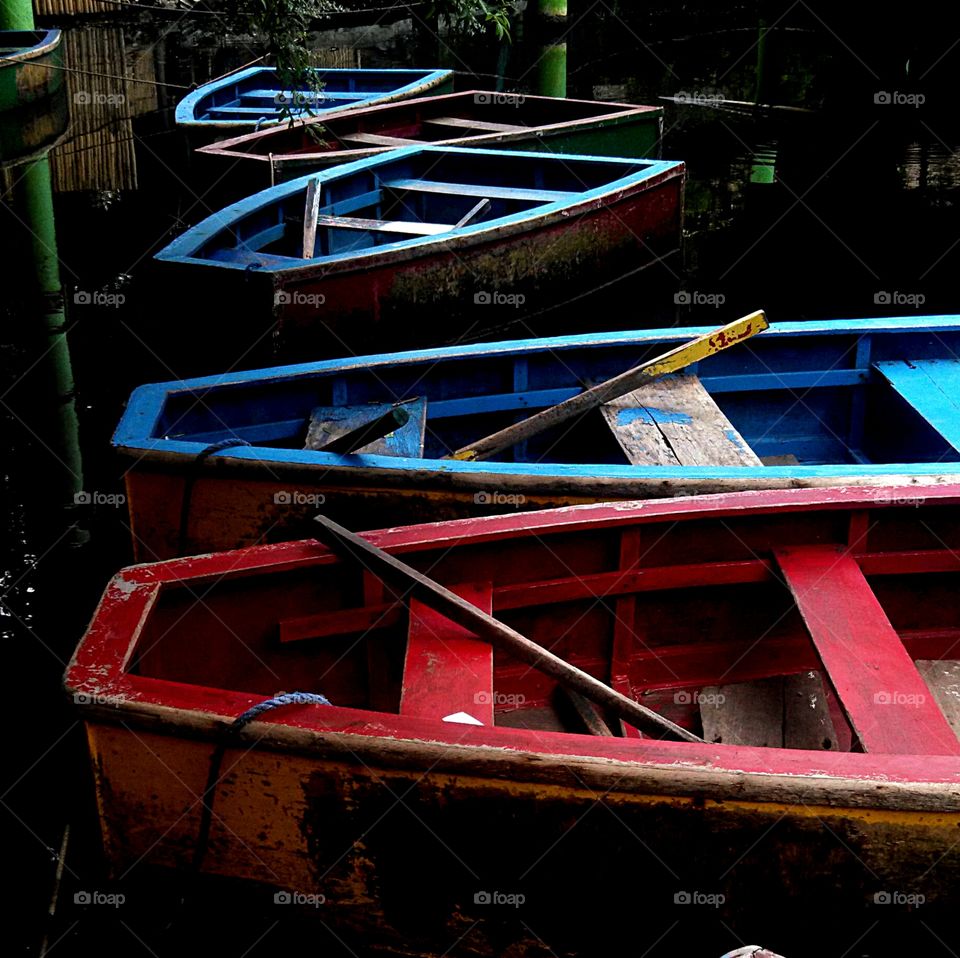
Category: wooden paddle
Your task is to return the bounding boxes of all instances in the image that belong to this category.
[313,514,705,743]
[447,310,768,462]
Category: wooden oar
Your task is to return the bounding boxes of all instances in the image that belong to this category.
[447,310,768,462]
[313,514,705,743]
[454,198,491,229]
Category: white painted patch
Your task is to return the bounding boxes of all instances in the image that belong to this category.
[442,711,484,726]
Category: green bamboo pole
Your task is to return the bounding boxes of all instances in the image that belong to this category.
[12,156,85,505]
[0,0,36,31]
[537,0,567,98]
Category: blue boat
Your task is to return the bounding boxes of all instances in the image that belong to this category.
[154,145,685,357]
[175,66,454,130]
[114,316,960,560]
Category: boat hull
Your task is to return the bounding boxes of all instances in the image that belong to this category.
[198,93,665,191]
[0,30,63,113]
[162,163,684,361]
[68,488,960,951]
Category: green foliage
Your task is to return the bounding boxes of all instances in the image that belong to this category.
[428,0,517,41]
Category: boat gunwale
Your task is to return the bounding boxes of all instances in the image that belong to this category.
[195,89,665,164]
[175,66,454,129]
[65,485,960,810]
[155,145,684,271]
[0,28,61,65]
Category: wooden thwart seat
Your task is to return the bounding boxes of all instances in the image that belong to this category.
[775,546,960,755]
[313,214,452,236]
[874,358,960,452]
[401,583,495,725]
[602,373,762,466]
[424,116,528,133]
[339,131,423,147]
[700,672,838,749]
[305,397,427,457]
[382,178,577,204]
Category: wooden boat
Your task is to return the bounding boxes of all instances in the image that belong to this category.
[66,486,960,954]
[153,146,685,355]
[195,90,664,189]
[174,66,453,131]
[115,315,960,561]
[0,29,63,113]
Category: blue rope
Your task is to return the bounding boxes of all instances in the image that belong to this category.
[177,437,251,556]
[192,691,331,873]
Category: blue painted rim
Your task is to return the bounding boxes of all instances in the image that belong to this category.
[175,67,454,128]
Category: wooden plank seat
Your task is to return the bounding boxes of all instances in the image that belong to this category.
[601,373,762,466]
[424,116,529,133]
[305,397,427,457]
[874,358,960,452]
[775,546,960,755]
[700,672,838,750]
[382,178,577,204]
[339,131,423,147]
[313,214,452,236]
[401,582,495,725]
[239,89,363,102]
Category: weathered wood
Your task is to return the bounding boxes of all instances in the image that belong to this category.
[401,583,494,726]
[558,687,614,736]
[455,198,492,229]
[424,116,528,133]
[382,177,577,204]
[314,214,451,236]
[302,177,322,258]
[305,404,410,455]
[450,312,769,462]
[760,454,800,465]
[917,660,960,741]
[339,131,422,147]
[305,398,426,457]
[701,677,784,747]
[700,671,837,749]
[776,546,960,755]
[603,373,761,466]
[313,514,705,742]
[783,670,839,751]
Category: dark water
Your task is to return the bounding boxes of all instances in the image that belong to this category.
[4,4,960,954]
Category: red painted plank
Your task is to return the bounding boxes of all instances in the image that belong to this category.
[775,546,960,755]
[401,582,494,726]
